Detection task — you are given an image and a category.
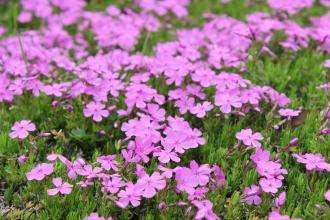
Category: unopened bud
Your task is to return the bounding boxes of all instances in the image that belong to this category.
[288,137,299,147]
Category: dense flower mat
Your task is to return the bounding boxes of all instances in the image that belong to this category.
[0,0,329,219]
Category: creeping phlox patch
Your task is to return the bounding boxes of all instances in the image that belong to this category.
[2,0,330,219]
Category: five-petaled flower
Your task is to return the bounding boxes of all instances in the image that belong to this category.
[9,120,36,139]
[47,177,73,196]
[26,163,54,181]
[236,128,263,148]
[83,102,109,122]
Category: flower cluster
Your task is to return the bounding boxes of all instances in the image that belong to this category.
[26,152,225,219]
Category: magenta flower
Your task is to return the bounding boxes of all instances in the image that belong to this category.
[136,172,166,198]
[47,177,73,196]
[236,128,263,148]
[9,120,36,139]
[116,183,142,208]
[26,163,54,181]
[243,185,262,205]
[83,102,109,122]
[259,178,282,194]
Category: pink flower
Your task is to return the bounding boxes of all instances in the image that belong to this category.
[116,183,142,208]
[77,165,103,179]
[18,11,32,23]
[211,165,226,188]
[136,172,166,198]
[259,178,282,194]
[243,185,262,205]
[215,92,242,114]
[192,200,220,220]
[154,145,180,163]
[268,211,290,220]
[278,108,301,118]
[0,26,6,36]
[274,192,286,208]
[84,213,105,220]
[26,163,54,181]
[236,128,263,148]
[47,177,73,196]
[325,190,330,202]
[83,102,109,122]
[292,153,330,172]
[188,187,209,200]
[324,59,330,68]
[158,165,174,179]
[175,167,198,194]
[145,103,165,121]
[250,148,270,164]
[17,155,27,164]
[84,213,112,220]
[9,120,36,139]
[102,176,124,194]
[190,101,213,118]
[256,161,287,180]
[189,160,212,186]
[97,155,118,171]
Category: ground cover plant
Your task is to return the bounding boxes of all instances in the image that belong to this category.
[0,0,329,219]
